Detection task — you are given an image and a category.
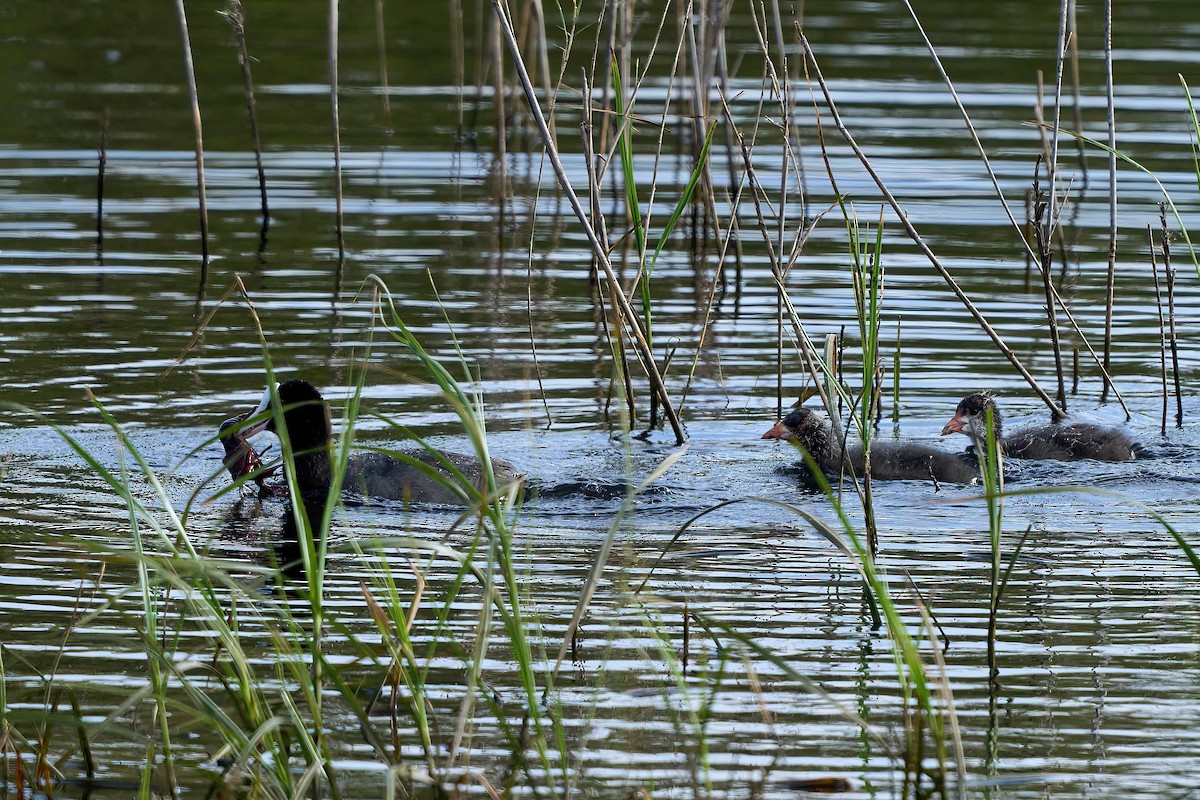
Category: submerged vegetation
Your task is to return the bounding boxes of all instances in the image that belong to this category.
[5,0,1200,798]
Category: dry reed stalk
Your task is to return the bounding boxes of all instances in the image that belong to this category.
[1160,206,1183,426]
[799,31,1066,419]
[528,0,556,146]
[491,13,508,228]
[583,72,637,424]
[715,34,745,289]
[172,0,209,273]
[449,0,465,138]
[492,0,685,443]
[1030,165,1067,409]
[373,0,392,128]
[1022,191,1036,294]
[891,319,901,424]
[1044,0,1070,249]
[95,108,108,257]
[1150,224,1168,435]
[221,1,269,244]
[1071,347,1079,395]
[1101,0,1117,402]
[328,0,345,268]
[1068,0,1088,183]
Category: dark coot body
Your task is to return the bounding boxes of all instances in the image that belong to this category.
[762,408,978,485]
[237,379,523,505]
[942,393,1146,461]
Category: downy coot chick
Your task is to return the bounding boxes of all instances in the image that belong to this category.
[236,379,524,505]
[941,393,1145,461]
[762,407,978,485]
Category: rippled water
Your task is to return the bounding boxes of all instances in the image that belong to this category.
[3,0,1200,797]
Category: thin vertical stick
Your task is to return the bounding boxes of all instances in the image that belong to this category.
[1160,206,1183,427]
[222,1,270,245]
[1032,161,1067,410]
[891,319,901,424]
[715,33,744,291]
[1149,225,1168,436]
[1067,0,1088,184]
[374,0,392,129]
[172,0,209,273]
[1101,0,1117,402]
[529,0,556,145]
[329,0,346,267]
[491,12,508,227]
[95,108,108,258]
[450,0,466,139]
[1043,0,1070,252]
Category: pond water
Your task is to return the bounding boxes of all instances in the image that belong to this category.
[2,0,1200,797]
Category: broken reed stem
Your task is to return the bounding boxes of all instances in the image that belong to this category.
[1101,0,1117,403]
[95,108,108,257]
[492,0,685,444]
[1160,205,1183,427]
[373,0,392,128]
[172,0,209,272]
[328,0,345,268]
[799,31,1065,420]
[222,1,270,242]
[1149,224,1168,436]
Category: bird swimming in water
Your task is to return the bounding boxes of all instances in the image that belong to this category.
[941,393,1145,461]
[763,407,978,485]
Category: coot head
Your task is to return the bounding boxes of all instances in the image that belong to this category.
[238,379,333,451]
[236,379,336,500]
[941,393,1001,441]
[762,408,822,443]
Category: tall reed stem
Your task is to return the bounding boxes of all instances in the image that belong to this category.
[329,0,345,268]
[1101,0,1117,402]
[222,1,270,246]
[172,0,209,275]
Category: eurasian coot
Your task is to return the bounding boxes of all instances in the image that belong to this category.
[235,379,523,505]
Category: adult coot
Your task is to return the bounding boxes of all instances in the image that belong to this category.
[236,379,523,505]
